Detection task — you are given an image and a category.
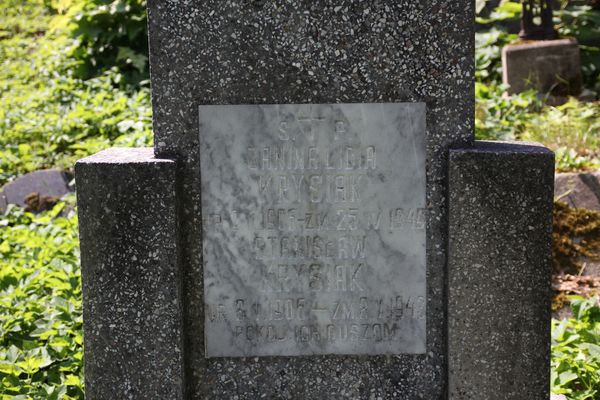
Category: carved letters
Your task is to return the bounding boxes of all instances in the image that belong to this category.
[200,104,427,356]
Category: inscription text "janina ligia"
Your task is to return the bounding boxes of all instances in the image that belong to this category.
[246,145,376,171]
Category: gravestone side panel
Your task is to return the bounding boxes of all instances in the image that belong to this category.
[448,141,554,400]
[76,148,185,399]
[201,103,426,358]
[147,1,473,398]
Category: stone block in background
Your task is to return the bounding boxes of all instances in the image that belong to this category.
[555,171,600,212]
[0,169,73,213]
[448,141,555,400]
[75,148,184,400]
[502,38,582,96]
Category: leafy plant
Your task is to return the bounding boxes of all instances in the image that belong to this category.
[552,296,600,399]
[0,0,152,186]
[557,5,600,92]
[476,1,522,24]
[0,198,83,399]
[476,28,518,84]
[68,0,149,82]
[475,82,539,140]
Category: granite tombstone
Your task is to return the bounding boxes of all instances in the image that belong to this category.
[76,1,554,399]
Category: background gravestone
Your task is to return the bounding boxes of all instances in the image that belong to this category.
[75,1,554,399]
[0,169,73,213]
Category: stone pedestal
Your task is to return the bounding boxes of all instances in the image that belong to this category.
[76,142,555,400]
[448,141,554,400]
[76,148,185,399]
[502,38,582,95]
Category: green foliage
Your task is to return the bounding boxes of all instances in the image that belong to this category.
[552,297,600,399]
[476,1,522,24]
[475,1,600,172]
[476,1,600,94]
[0,198,83,399]
[520,99,600,171]
[0,0,152,186]
[557,5,600,92]
[476,28,518,83]
[67,0,149,82]
[475,82,539,140]
[0,0,53,40]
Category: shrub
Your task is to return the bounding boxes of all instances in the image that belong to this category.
[67,0,149,82]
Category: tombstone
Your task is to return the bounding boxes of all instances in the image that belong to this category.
[76,2,555,399]
[0,169,73,214]
[502,1,582,96]
[502,38,582,96]
[555,171,600,212]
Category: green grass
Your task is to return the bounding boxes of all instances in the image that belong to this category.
[0,0,152,186]
[521,99,600,171]
[475,1,600,172]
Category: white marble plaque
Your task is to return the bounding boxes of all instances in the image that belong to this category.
[200,104,426,357]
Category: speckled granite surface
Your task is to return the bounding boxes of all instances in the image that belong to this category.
[147,1,473,398]
[448,141,554,400]
[76,148,184,399]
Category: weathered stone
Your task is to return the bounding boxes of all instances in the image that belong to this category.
[75,148,184,400]
[502,38,582,95]
[555,171,600,212]
[76,1,555,398]
[448,141,554,400]
[148,1,473,398]
[0,169,72,213]
[200,103,426,357]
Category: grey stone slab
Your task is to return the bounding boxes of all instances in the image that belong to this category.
[0,169,72,212]
[448,140,554,400]
[200,103,426,357]
[502,38,582,95]
[147,0,474,397]
[555,171,600,211]
[75,148,184,400]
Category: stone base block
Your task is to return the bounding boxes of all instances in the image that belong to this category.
[555,171,600,211]
[76,148,184,399]
[448,141,554,400]
[502,38,582,96]
[0,169,73,213]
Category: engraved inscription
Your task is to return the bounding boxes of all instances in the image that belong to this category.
[200,103,427,357]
